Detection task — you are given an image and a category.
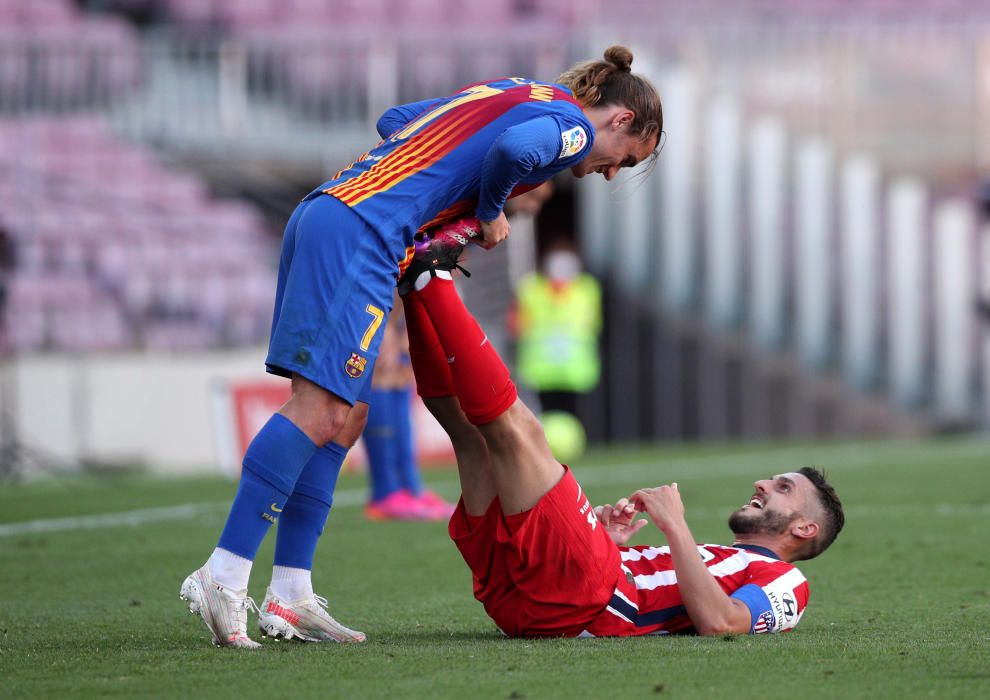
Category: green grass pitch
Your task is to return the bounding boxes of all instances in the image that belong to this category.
[2,437,989,699]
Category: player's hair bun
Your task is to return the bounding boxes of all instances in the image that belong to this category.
[556,46,661,145]
[603,45,633,73]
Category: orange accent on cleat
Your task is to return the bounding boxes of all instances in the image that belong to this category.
[267,601,302,626]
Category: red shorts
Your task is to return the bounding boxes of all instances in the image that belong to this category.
[448,468,622,637]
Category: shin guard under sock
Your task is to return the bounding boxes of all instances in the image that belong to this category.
[413,278,516,424]
[217,413,317,561]
[402,291,456,399]
[273,441,347,571]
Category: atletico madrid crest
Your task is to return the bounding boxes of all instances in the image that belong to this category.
[345,352,367,378]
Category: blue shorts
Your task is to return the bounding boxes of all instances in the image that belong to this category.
[265,194,397,405]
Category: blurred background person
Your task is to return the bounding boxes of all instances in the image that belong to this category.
[362,303,456,522]
[510,239,602,462]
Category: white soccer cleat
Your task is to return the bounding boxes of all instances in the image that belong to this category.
[257,587,367,643]
[179,565,261,649]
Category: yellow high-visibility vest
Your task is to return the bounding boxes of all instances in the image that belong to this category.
[516,273,602,392]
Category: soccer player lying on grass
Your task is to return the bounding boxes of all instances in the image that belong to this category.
[398,241,845,637]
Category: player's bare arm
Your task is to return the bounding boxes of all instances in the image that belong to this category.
[631,484,752,636]
[479,213,511,250]
[593,498,648,545]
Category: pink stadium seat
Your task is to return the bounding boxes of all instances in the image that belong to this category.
[167,0,221,26]
[225,308,266,346]
[50,302,134,351]
[26,26,88,103]
[14,0,78,27]
[0,115,279,352]
[5,276,47,313]
[328,0,390,26]
[85,17,143,94]
[0,32,31,100]
[450,0,515,29]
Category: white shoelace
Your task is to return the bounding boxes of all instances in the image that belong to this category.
[310,594,348,627]
[311,594,334,619]
[305,593,365,641]
[232,596,259,635]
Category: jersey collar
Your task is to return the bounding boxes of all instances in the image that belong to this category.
[735,543,781,560]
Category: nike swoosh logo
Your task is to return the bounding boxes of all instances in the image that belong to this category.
[270,503,283,513]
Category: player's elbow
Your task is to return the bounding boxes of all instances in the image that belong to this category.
[694,620,742,637]
[375,111,402,139]
[692,599,752,636]
[692,613,749,637]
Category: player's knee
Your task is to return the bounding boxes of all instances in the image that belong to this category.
[280,387,352,446]
[332,402,368,449]
[313,407,355,446]
[513,403,547,446]
[449,422,487,454]
[289,412,345,447]
[424,397,474,437]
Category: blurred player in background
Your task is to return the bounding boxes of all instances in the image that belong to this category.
[363,303,455,521]
[511,238,601,461]
[180,45,662,648]
[398,246,844,637]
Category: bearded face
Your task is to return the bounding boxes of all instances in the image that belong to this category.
[728,504,799,537]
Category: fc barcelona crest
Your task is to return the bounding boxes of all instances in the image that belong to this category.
[345,352,367,378]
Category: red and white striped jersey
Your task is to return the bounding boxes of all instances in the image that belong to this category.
[582,543,810,636]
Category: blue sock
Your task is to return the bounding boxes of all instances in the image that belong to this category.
[392,387,423,495]
[217,413,316,560]
[364,387,400,502]
[273,442,347,571]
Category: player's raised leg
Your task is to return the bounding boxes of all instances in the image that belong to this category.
[403,267,563,515]
[402,289,497,515]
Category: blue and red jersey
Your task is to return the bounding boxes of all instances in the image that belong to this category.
[306,78,594,271]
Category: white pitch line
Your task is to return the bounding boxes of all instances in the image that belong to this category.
[1,438,987,538]
[0,502,224,537]
[0,488,367,538]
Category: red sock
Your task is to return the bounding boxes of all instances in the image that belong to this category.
[413,278,516,424]
[401,292,455,398]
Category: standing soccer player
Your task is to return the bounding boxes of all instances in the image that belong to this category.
[180,46,663,647]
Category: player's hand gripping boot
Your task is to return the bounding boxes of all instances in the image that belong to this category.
[397,217,480,294]
[257,586,367,643]
[180,565,261,649]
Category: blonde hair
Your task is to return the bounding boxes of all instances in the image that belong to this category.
[557,45,663,146]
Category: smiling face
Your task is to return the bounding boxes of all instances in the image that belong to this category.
[570,107,658,181]
[728,472,816,538]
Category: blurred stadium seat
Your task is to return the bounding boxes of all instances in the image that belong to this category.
[0,0,987,469]
[0,0,142,110]
[0,116,276,353]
